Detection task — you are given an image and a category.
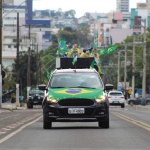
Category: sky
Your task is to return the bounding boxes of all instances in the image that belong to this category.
[33,0,145,18]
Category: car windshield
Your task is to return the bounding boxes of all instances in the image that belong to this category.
[29,89,44,96]
[49,72,103,89]
[109,92,123,96]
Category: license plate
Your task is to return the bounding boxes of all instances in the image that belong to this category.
[33,101,38,103]
[113,101,119,103]
[68,108,85,114]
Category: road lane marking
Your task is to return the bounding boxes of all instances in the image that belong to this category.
[0,115,42,144]
[0,114,19,121]
[112,112,150,131]
[0,113,42,136]
[0,132,6,135]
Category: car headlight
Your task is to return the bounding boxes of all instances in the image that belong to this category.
[47,96,57,103]
[96,95,105,103]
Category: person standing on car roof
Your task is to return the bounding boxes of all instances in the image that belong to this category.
[80,49,87,57]
[70,44,80,57]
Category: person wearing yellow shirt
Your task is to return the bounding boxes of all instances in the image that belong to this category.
[70,44,80,57]
[80,49,87,57]
[90,48,100,60]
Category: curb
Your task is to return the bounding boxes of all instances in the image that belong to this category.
[126,104,150,110]
[0,107,14,112]
[0,106,27,112]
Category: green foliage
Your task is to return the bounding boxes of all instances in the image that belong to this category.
[78,23,90,28]
[64,10,76,18]
[12,50,37,93]
[41,10,50,16]
[39,44,57,84]
[59,29,77,45]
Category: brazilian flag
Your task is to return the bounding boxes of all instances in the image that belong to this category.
[105,45,117,55]
[90,60,103,76]
[58,39,68,54]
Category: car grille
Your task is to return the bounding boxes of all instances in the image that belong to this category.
[58,98,94,106]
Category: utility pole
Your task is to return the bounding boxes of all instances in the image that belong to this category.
[142,19,147,105]
[27,24,31,100]
[36,44,38,87]
[124,45,127,98]
[0,0,3,107]
[117,51,120,89]
[132,35,135,98]
[16,12,20,107]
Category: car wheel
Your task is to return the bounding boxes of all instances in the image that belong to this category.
[146,101,150,105]
[43,115,52,129]
[98,115,109,129]
[129,101,134,106]
[121,104,125,108]
[27,102,33,109]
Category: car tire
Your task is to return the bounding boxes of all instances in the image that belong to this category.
[27,102,33,109]
[146,101,150,105]
[98,115,109,129]
[129,101,134,106]
[43,115,52,129]
[121,104,125,108]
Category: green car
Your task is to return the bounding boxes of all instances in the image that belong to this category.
[39,69,112,129]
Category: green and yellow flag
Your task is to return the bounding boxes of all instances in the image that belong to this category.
[99,49,105,56]
[105,45,117,55]
[58,39,68,54]
[93,32,98,49]
[72,55,77,66]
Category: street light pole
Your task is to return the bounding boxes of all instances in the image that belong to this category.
[142,19,146,104]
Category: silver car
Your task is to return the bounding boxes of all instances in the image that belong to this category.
[107,91,125,108]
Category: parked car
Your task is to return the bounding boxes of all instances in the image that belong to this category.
[107,91,125,108]
[27,88,44,108]
[128,94,150,106]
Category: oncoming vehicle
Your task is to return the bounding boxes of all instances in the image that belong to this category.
[107,91,125,108]
[27,88,44,109]
[39,69,113,129]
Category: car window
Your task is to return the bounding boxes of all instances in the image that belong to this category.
[49,72,103,89]
[146,94,150,98]
[109,92,123,96]
[29,89,44,95]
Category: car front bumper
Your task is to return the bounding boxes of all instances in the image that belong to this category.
[43,103,109,122]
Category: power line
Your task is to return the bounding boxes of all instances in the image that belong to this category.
[2,1,26,19]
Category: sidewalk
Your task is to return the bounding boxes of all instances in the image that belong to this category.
[0,102,27,111]
[126,103,150,110]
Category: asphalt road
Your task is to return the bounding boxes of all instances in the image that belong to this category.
[0,105,150,150]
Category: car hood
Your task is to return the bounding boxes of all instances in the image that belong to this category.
[47,88,104,100]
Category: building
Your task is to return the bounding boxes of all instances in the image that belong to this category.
[2,0,51,68]
[116,0,129,12]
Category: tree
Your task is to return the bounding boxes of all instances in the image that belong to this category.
[58,29,77,46]
[41,10,50,17]
[39,44,57,84]
[84,12,92,19]
[11,51,37,95]
[64,10,76,18]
